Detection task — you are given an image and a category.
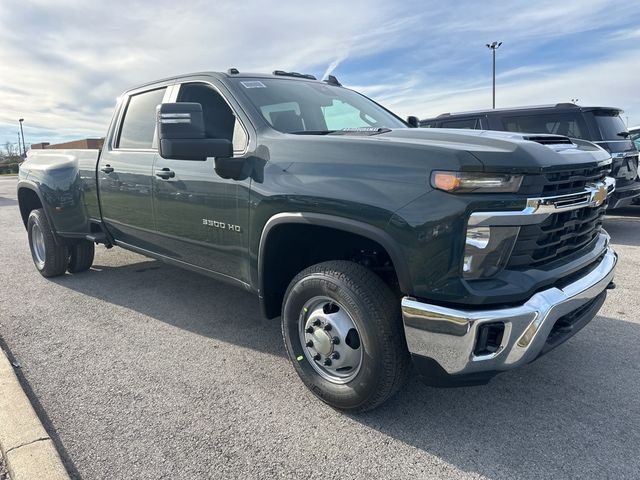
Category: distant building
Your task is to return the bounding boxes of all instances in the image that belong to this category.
[30,138,104,150]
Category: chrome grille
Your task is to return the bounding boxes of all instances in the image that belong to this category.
[508,204,606,268]
[518,164,611,196]
[541,164,610,196]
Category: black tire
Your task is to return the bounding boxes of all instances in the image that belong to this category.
[282,260,410,412]
[27,208,68,277]
[68,240,95,273]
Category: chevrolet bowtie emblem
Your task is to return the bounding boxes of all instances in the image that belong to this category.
[593,185,608,205]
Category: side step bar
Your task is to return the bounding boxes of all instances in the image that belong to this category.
[85,232,113,248]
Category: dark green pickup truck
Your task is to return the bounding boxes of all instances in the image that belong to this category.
[18,70,617,411]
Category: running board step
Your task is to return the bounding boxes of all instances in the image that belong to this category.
[85,232,108,244]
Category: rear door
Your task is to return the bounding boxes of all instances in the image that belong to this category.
[98,85,171,248]
[151,80,251,281]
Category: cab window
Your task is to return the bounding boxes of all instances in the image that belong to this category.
[176,83,248,152]
[118,88,167,149]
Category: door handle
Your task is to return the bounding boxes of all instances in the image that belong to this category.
[101,165,114,174]
[155,168,175,179]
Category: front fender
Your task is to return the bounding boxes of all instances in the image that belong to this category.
[257,212,413,296]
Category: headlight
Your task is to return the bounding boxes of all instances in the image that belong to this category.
[431,171,523,193]
[463,226,520,279]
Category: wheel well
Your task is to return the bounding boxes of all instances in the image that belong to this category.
[261,224,400,319]
[17,188,43,228]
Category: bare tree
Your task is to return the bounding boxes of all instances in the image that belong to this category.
[1,142,21,164]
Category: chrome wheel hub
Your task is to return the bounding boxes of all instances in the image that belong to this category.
[299,296,363,384]
[31,223,46,268]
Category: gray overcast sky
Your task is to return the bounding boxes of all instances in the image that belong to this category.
[1,0,639,147]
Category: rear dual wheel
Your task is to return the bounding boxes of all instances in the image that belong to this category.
[281,261,410,412]
[27,209,94,276]
[28,209,68,277]
[67,241,95,273]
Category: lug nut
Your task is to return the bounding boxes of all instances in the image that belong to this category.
[323,358,332,366]
[331,352,340,360]
[313,319,322,326]
[313,354,321,361]
[323,324,332,331]
[306,340,314,348]
[331,337,340,345]
[305,326,314,333]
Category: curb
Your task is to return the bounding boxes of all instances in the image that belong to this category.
[0,348,70,480]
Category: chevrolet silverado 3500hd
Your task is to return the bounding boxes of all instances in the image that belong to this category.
[18,70,617,411]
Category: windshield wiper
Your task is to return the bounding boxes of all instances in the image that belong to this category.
[289,130,337,135]
[328,127,391,136]
[288,127,392,136]
[617,131,630,138]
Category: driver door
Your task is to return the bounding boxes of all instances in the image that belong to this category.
[151,80,251,280]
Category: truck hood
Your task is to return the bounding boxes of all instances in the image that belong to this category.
[267,128,612,175]
[259,128,611,183]
[368,128,612,173]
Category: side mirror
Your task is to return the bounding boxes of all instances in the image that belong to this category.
[157,103,233,160]
[406,116,420,128]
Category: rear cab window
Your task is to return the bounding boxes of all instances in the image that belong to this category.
[322,101,376,130]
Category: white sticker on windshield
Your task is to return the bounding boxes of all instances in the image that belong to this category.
[241,81,267,89]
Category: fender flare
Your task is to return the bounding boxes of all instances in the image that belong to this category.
[17,180,64,245]
[257,212,412,296]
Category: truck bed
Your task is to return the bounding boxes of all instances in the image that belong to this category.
[19,149,101,236]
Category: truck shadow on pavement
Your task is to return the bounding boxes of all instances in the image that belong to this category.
[51,258,640,479]
[52,259,284,358]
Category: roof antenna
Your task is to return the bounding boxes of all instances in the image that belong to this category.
[322,53,348,82]
[324,75,342,87]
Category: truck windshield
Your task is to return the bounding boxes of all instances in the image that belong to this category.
[593,112,629,141]
[231,78,406,133]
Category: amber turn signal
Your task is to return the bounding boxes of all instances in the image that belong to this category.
[432,172,461,191]
[430,171,523,193]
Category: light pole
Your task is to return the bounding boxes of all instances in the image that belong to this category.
[18,118,26,157]
[486,41,502,109]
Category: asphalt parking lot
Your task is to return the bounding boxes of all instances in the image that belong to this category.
[1,174,639,480]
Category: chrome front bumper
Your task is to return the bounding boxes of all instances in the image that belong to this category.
[401,246,617,377]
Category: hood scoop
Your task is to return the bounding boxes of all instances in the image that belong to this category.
[523,135,575,146]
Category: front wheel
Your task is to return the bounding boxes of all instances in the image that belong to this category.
[281,261,410,412]
[27,209,68,277]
